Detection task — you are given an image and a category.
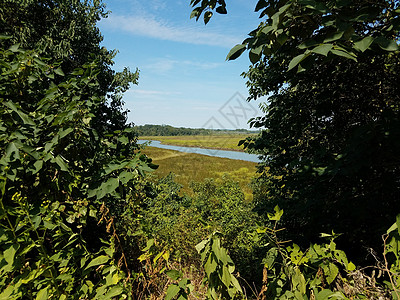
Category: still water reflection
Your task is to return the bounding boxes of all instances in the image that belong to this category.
[138,140,260,163]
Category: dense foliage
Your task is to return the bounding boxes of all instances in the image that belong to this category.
[135,124,256,137]
[139,175,265,284]
[190,0,400,259]
[0,1,155,298]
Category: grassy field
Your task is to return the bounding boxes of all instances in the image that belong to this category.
[142,146,257,200]
[140,134,255,151]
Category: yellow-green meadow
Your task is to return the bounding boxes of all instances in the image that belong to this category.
[142,146,257,200]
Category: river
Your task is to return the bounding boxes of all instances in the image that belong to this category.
[138,140,261,163]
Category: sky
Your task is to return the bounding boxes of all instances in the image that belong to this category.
[98,0,266,129]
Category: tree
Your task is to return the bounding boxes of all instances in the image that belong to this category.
[189,0,400,258]
[0,1,156,298]
[0,0,138,132]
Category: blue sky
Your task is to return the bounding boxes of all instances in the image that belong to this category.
[98,0,265,129]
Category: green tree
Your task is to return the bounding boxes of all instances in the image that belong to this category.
[190,0,400,258]
[0,0,138,132]
[0,1,156,298]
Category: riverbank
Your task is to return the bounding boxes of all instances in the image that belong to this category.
[138,140,260,162]
[139,134,254,152]
[141,146,257,199]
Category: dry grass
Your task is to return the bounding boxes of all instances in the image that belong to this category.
[141,146,257,200]
[140,134,255,151]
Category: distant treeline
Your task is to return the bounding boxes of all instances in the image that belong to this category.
[134,124,258,136]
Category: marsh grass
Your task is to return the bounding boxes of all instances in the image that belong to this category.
[142,146,257,200]
[140,134,255,151]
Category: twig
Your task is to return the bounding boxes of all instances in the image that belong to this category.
[382,233,400,299]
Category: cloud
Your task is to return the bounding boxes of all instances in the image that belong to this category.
[101,14,240,48]
[146,58,221,73]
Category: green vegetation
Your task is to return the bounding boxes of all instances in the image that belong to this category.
[142,134,253,151]
[135,124,257,136]
[1,0,400,299]
[142,146,256,199]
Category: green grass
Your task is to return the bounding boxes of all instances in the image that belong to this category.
[140,134,255,151]
[142,146,257,200]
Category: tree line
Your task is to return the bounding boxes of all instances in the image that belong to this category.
[134,124,257,136]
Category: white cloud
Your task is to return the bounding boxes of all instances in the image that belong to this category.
[145,58,221,73]
[101,14,240,48]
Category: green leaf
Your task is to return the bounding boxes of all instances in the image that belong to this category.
[325,262,339,284]
[35,287,49,300]
[354,36,374,52]
[59,128,73,139]
[54,67,65,76]
[204,11,213,24]
[53,155,69,172]
[255,0,268,12]
[165,284,181,300]
[190,7,201,20]
[264,247,278,269]
[288,53,309,71]
[204,254,218,274]
[347,262,356,271]
[32,160,43,174]
[96,177,119,199]
[195,239,208,253]
[104,286,124,298]
[311,44,333,56]
[8,43,20,52]
[267,205,283,221]
[4,101,35,125]
[85,255,110,270]
[166,269,182,281]
[226,44,246,61]
[221,265,231,288]
[142,239,154,252]
[249,46,263,64]
[4,244,18,266]
[118,171,134,184]
[375,36,399,51]
[216,6,227,14]
[5,142,20,161]
[330,49,357,61]
[323,31,344,43]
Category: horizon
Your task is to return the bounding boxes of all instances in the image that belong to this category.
[98,0,266,130]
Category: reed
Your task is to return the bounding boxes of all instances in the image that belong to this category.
[141,146,257,200]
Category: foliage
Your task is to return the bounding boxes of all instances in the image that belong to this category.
[0,1,156,298]
[165,269,194,300]
[135,124,256,137]
[139,174,266,285]
[384,215,400,299]
[195,232,244,300]
[0,0,138,132]
[135,124,213,136]
[192,207,396,300]
[189,0,400,258]
[190,0,399,66]
[256,207,355,299]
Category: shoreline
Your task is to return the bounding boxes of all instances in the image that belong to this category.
[139,138,247,153]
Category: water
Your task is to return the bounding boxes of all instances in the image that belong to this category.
[138,140,261,163]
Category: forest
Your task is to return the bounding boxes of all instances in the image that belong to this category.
[134,124,256,137]
[0,0,400,299]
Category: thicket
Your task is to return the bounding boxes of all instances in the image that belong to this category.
[2,0,400,299]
